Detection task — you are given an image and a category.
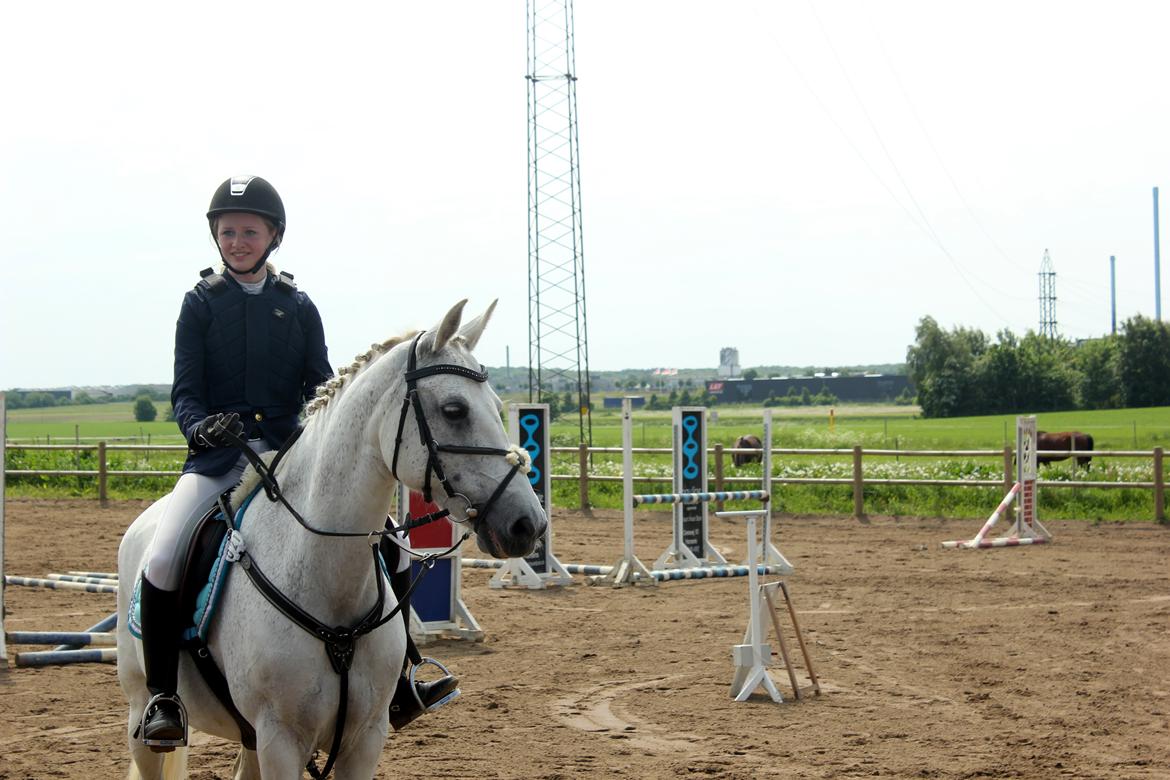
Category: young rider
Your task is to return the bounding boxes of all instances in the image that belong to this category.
[138,175,457,750]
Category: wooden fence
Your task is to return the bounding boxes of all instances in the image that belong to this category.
[4,441,1165,522]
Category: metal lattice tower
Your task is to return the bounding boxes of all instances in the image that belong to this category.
[527,0,591,443]
[1038,248,1058,338]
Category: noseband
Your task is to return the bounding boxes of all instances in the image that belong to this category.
[390,332,530,536]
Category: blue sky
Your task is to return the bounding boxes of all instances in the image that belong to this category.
[2,1,1167,388]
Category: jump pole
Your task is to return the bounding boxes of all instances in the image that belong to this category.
[595,397,655,587]
[7,631,117,647]
[941,483,1021,549]
[4,576,118,594]
[490,404,573,589]
[47,573,119,586]
[464,557,791,581]
[15,647,117,668]
[1,392,6,667]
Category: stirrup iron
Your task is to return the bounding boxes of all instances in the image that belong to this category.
[138,693,189,751]
[412,658,461,712]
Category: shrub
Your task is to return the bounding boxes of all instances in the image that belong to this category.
[133,396,158,422]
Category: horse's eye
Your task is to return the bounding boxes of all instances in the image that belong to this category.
[441,401,468,420]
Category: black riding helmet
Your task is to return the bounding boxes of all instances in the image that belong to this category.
[206,176,286,275]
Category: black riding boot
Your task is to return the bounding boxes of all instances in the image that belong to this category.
[384,552,461,731]
[138,577,188,751]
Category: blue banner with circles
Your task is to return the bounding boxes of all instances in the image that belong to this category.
[516,405,550,573]
[677,408,706,559]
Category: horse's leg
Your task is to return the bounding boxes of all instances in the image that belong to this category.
[230,747,261,780]
[253,719,316,779]
[125,724,166,780]
[329,722,389,779]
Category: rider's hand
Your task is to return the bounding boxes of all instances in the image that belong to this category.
[193,413,244,449]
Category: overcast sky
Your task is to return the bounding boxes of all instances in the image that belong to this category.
[2,1,1167,389]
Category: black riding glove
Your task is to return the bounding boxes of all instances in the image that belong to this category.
[192,412,244,449]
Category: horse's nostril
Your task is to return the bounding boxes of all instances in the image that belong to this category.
[508,515,540,542]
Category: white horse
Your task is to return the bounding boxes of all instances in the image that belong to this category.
[117,300,546,779]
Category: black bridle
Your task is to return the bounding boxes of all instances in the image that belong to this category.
[390,331,530,541]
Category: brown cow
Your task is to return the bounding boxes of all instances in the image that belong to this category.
[1036,431,1094,468]
[733,434,763,467]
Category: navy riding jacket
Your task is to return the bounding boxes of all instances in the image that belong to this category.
[171,271,332,476]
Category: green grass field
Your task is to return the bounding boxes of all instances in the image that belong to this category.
[579,403,1170,451]
[5,401,1168,520]
[7,401,183,443]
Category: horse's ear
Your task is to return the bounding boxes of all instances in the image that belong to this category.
[433,299,468,353]
[458,299,497,352]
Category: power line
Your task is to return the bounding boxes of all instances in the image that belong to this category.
[797,1,1015,324]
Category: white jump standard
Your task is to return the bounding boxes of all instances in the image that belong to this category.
[941,415,1051,550]
[723,509,819,703]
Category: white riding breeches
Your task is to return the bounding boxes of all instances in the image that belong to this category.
[144,441,267,591]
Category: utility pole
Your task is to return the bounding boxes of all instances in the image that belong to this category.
[1155,187,1162,321]
[1110,255,1117,334]
[527,0,592,443]
[1038,249,1058,338]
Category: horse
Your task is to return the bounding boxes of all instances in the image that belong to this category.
[1036,430,1094,468]
[117,299,546,779]
[732,434,763,467]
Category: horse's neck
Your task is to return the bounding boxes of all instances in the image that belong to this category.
[282,350,407,528]
[240,360,404,611]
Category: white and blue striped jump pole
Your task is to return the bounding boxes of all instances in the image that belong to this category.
[55,612,117,651]
[4,576,118,594]
[464,558,789,581]
[14,647,117,668]
[7,631,116,647]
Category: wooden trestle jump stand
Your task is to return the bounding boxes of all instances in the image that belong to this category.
[722,510,820,703]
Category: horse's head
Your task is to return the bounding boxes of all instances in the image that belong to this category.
[381,300,547,558]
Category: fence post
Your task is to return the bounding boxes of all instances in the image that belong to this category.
[577,442,589,510]
[1155,447,1165,524]
[852,445,866,521]
[1003,445,1013,494]
[1,393,8,667]
[98,441,108,507]
[714,443,725,512]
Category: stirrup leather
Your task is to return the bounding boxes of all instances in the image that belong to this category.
[139,693,189,750]
[411,658,461,713]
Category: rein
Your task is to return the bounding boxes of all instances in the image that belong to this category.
[221,426,453,539]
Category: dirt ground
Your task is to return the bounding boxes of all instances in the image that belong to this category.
[2,498,1169,779]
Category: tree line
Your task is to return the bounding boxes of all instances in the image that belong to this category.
[906,314,1170,418]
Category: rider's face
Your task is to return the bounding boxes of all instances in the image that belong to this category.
[215,213,276,281]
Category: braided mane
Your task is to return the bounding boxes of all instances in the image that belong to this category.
[304,331,419,416]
